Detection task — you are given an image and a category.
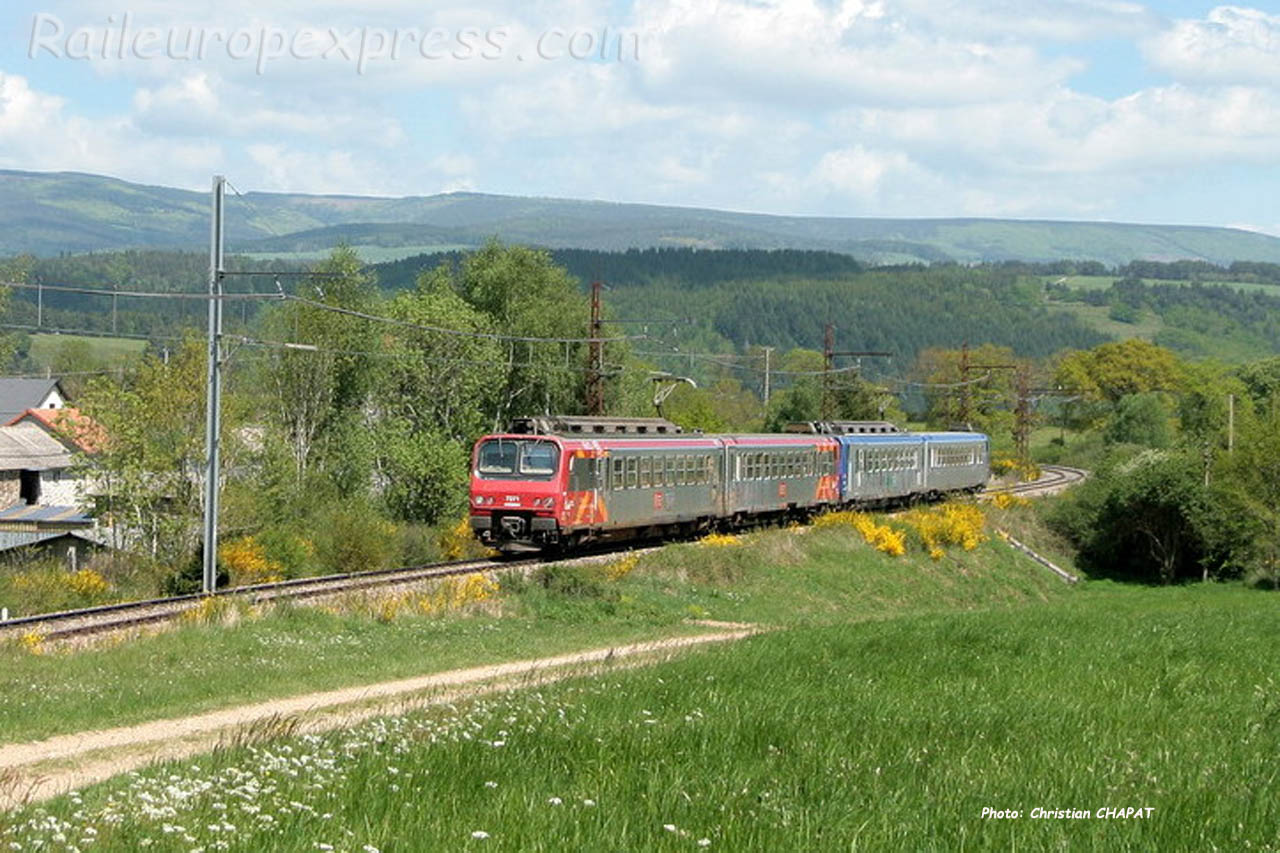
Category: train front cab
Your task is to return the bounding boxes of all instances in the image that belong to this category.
[469,435,567,551]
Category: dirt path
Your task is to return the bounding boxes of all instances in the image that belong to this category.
[0,624,757,811]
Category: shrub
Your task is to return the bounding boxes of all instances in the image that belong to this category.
[311,502,398,575]
[217,536,285,586]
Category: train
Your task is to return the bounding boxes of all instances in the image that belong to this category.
[468,417,990,552]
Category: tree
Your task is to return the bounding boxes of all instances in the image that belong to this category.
[378,267,503,442]
[1054,339,1184,404]
[76,338,220,565]
[1105,392,1173,448]
[452,241,591,428]
[256,247,379,488]
[1222,397,1280,587]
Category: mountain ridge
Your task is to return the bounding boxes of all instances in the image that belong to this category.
[3,169,1280,266]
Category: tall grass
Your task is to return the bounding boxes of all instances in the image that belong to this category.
[4,585,1276,850]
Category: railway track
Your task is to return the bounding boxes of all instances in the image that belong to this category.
[0,556,537,645]
[983,464,1088,498]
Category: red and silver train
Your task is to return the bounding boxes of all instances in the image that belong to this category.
[469,417,989,553]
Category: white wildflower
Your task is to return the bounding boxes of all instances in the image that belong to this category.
[698,840,711,847]
[548,797,563,806]
[471,831,490,840]
[484,781,498,789]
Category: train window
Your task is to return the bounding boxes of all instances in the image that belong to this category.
[639,457,652,488]
[665,456,676,485]
[699,456,709,484]
[520,443,559,476]
[477,440,518,475]
[626,456,638,488]
[612,457,624,490]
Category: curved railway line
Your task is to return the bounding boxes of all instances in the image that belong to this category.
[0,464,1088,645]
[985,464,1088,497]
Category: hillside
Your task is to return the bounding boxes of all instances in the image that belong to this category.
[5,170,1280,266]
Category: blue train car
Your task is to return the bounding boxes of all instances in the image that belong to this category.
[836,431,989,504]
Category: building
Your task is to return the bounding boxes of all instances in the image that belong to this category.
[0,422,81,509]
[0,378,66,425]
[6,407,104,454]
[0,529,108,570]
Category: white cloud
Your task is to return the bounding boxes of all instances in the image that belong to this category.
[0,70,220,186]
[632,0,1084,109]
[1144,6,1280,87]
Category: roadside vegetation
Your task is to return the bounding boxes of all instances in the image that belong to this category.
[0,502,1067,744]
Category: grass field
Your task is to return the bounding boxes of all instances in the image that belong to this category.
[2,583,1275,851]
[1044,274,1280,295]
[26,332,147,368]
[4,509,1277,850]
[1046,302,1164,341]
[0,509,1066,744]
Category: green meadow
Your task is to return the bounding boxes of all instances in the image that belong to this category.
[2,508,1277,850]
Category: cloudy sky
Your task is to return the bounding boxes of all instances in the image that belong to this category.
[1,1,1278,231]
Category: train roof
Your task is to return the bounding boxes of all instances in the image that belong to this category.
[832,431,988,444]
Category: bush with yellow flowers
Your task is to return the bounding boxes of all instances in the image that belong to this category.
[218,536,286,586]
[901,503,987,560]
[815,511,907,557]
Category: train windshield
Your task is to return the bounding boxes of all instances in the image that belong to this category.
[476,439,561,481]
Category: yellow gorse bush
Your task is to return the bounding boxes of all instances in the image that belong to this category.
[11,567,113,604]
[66,569,110,597]
[18,630,45,656]
[815,511,906,556]
[378,573,501,620]
[438,518,477,560]
[218,536,285,586]
[992,491,1028,510]
[699,532,742,548]
[604,553,640,581]
[901,503,987,559]
[816,504,987,560]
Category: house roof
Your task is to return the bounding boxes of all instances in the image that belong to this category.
[0,423,74,471]
[0,503,93,526]
[6,407,104,453]
[0,529,108,553]
[0,378,64,424]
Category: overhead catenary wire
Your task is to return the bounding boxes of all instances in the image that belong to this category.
[1,280,646,346]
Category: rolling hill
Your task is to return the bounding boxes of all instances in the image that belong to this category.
[4,169,1280,266]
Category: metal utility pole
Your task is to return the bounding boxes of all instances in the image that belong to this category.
[821,324,891,420]
[1014,365,1033,466]
[958,346,1017,431]
[201,176,226,595]
[36,278,42,328]
[762,346,775,406]
[586,280,604,415]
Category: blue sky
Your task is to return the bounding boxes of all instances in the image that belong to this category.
[1,1,1279,234]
